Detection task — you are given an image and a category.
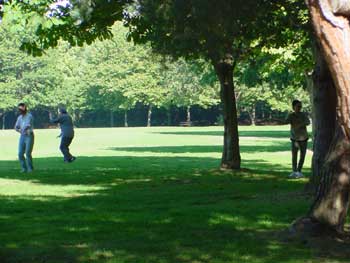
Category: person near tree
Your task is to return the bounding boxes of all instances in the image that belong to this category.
[286,100,310,178]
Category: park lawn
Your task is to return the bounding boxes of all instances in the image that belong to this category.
[0,126,343,263]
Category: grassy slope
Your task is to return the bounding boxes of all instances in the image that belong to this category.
[0,126,343,263]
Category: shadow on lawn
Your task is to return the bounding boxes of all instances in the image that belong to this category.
[107,141,296,154]
[153,130,313,140]
[0,153,327,263]
[153,130,289,138]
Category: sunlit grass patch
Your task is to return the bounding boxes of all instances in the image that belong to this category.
[0,178,104,197]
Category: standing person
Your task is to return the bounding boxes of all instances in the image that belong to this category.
[49,108,76,163]
[286,100,310,178]
[15,103,34,173]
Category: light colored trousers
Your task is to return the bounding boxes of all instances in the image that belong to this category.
[18,133,34,171]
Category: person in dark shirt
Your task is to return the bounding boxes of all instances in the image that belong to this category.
[49,108,76,163]
[286,100,310,178]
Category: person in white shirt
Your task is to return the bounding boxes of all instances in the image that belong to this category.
[14,103,34,173]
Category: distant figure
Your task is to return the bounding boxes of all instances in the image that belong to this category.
[286,100,310,178]
[49,108,76,163]
[15,103,34,173]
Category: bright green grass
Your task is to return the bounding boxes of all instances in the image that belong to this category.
[0,126,342,263]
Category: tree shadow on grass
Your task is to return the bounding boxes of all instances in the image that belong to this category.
[0,154,335,263]
[106,141,295,154]
[153,130,287,138]
[153,130,313,140]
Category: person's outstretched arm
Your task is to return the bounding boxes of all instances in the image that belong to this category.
[49,112,61,124]
[285,113,291,125]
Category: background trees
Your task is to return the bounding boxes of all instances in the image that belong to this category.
[0,20,223,128]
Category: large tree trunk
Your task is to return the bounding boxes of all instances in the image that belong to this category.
[212,53,241,170]
[147,105,152,127]
[310,127,350,232]
[309,42,337,188]
[306,0,350,232]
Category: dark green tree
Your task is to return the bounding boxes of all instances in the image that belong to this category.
[124,0,307,169]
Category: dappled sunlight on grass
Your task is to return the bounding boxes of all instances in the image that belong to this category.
[0,178,104,197]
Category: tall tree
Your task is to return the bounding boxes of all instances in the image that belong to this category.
[298,0,350,233]
[308,42,336,188]
[125,0,297,169]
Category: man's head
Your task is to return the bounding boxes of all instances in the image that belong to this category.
[18,103,27,115]
[292,100,302,113]
[58,107,67,114]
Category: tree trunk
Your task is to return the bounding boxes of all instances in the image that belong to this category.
[186,106,191,125]
[250,105,256,126]
[167,107,172,126]
[212,53,241,170]
[110,110,115,127]
[308,42,337,188]
[147,105,152,127]
[306,0,350,232]
[124,110,128,127]
[2,112,5,130]
[309,127,350,232]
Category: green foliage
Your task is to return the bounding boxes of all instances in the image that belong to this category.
[0,21,220,121]
[162,58,220,109]
[1,1,313,125]
[5,0,129,55]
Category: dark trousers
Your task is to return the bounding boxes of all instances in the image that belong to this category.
[60,136,74,161]
[291,140,308,172]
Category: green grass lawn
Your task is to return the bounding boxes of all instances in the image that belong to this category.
[0,125,343,263]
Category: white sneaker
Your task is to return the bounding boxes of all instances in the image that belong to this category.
[295,172,303,178]
[288,172,297,178]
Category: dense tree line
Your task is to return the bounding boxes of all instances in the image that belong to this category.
[0,21,308,129]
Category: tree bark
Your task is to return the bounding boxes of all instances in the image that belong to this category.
[186,106,191,125]
[309,127,350,232]
[124,110,128,127]
[306,0,350,232]
[110,110,115,127]
[147,105,152,127]
[250,104,256,126]
[167,107,172,126]
[309,42,337,187]
[212,53,241,170]
[2,112,5,130]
